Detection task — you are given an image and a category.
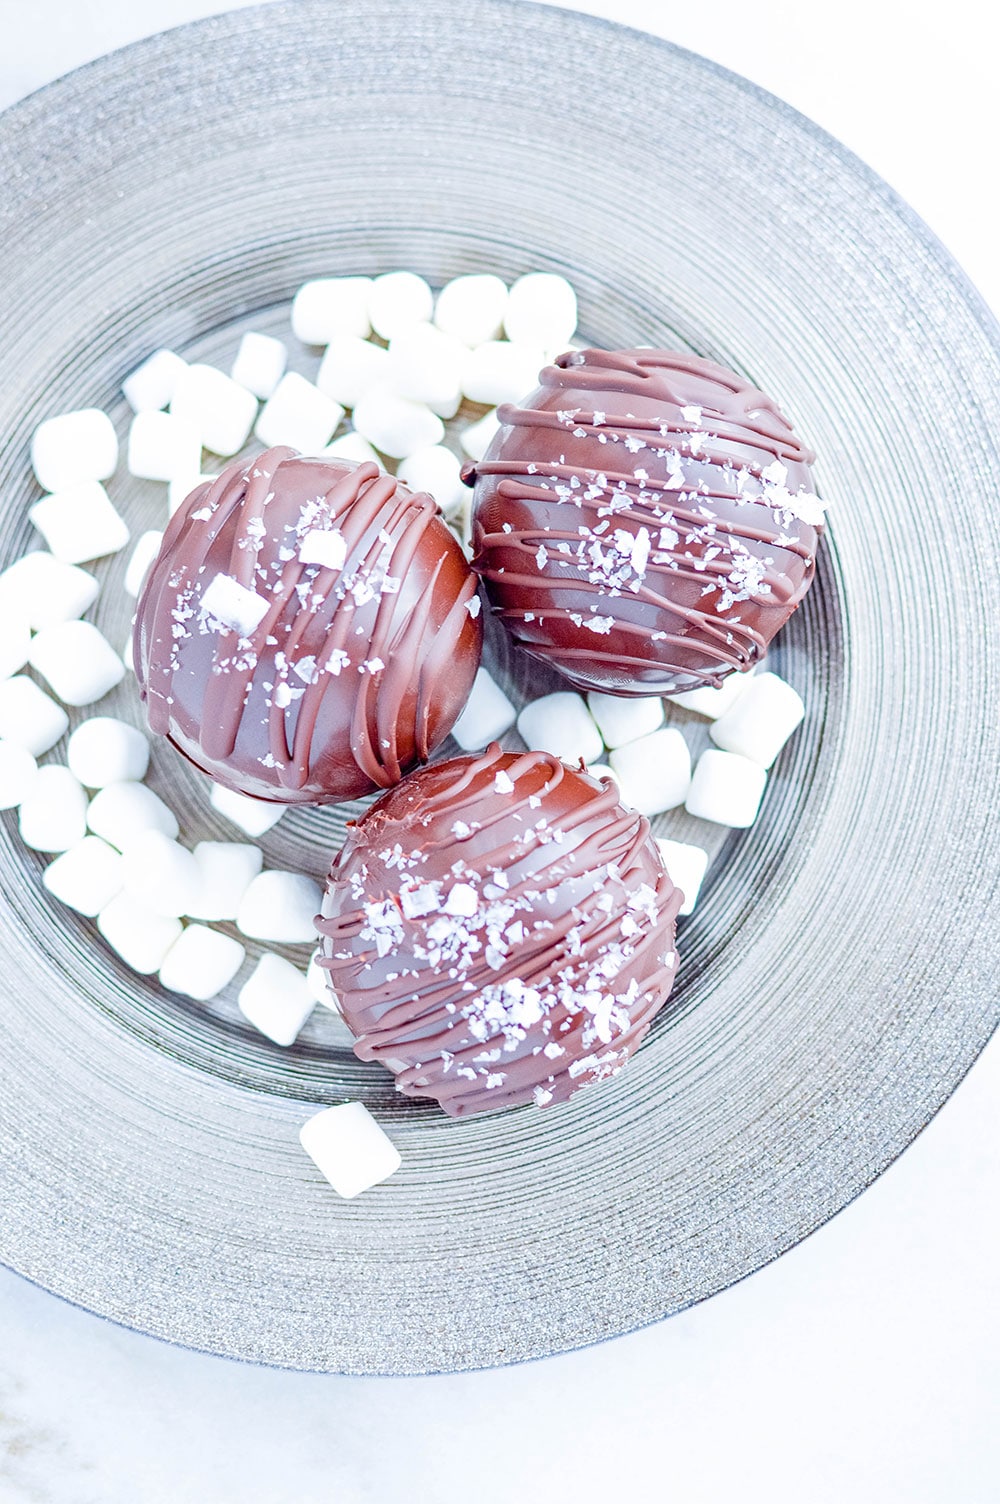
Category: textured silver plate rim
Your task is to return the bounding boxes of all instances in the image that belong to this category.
[0,0,998,1375]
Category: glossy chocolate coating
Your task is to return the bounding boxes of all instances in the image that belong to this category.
[133,447,483,803]
[316,745,682,1116]
[468,348,823,695]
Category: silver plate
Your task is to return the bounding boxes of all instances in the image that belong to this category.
[0,0,998,1374]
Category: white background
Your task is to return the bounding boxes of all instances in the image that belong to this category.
[0,3,998,1500]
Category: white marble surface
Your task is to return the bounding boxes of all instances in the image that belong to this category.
[1,2,999,1500]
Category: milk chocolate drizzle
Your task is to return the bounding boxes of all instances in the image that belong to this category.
[468,349,822,695]
[134,448,482,803]
[316,746,682,1116]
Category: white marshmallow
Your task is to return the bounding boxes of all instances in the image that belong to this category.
[668,670,755,720]
[238,952,315,1046]
[709,672,805,768]
[320,431,384,469]
[299,1101,401,1199]
[209,783,285,837]
[236,869,321,944]
[96,892,182,974]
[158,924,246,1001]
[685,748,767,828]
[306,948,338,1007]
[200,573,269,639]
[516,692,603,766]
[122,830,200,918]
[254,371,344,454]
[351,386,444,459]
[0,676,69,755]
[0,740,38,808]
[87,780,179,850]
[121,633,134,675]
[461,341,546,406]
[291,277,372,343]
[386,323,467,418]
[0,606,31,680]
[585,763,621,788]
[609,727,692,815]
[19,765,88,852]
[586,692,664,750]
[122,349,188,413]
[67,716,149,788]
[450,667,517,751]
[230,331,287,400]
[316,335,390,409]
[124,530,163,598]
[127,410,203,482]
[28,620,125,707]
[434,274,509,347]
[368,271,433,341]
[459,407,501,462]
[30,409,118,494]
[0,552,99,631]
[185,840,263,921]
[396,444,466,517]
[43,835,123,916]
[168,472,214,516]
[655,838,709,917]
[169,362,258,457]
[29,482,129,565]
[503,273,578,349]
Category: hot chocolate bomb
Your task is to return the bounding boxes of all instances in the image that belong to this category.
[468,348,824,695]
[316,746,682,1116]
[133,447,482,802]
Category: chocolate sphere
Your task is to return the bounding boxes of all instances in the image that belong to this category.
[468,348,823,695]
[315,745,682,1116]
[134,447,483,803]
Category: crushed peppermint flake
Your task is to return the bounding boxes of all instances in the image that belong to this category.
[298,528,347,572]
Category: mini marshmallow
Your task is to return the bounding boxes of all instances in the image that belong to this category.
[96,892,182,974]
[586,692,664,750]
[351,386,444,459]
[291,277,373,343]
[685,748,767,828]
[169,362,258,457]
[306,948,338,1007]
[368,271,433,341]
[669,670,755,720]
[434,273,509,347]
[298,529,347,571]
[30,409,118,494]
[209,783,285,837]
[122,349,188,413]
[0,676,69,755]
[709,672,805,768]
[0,741,38,808]
[43,835,123,917]
[238,952,315,1046]
[236,870,322,944]
[122,830,200,918]
[200,573,269,638]
[461,341,547,406]
[0,552,100,630]
[67,716,149,787]
[396,444,466,517]
[450,667,517,751]
[299,1101,401,1199]
[124,530,164,597]
[516,692,603,766]
[29,482,130,565]
[0,606,31,680]
[254,371,344,454]
[168,473,214,516]
[655,838,709,917]
[121,633,134,675]
[127,410,203,482]
[503,272,578,349]
[19,765,88,852]
[585,763,621,788]
[386,323,467,418]
[321,431,384,469]
[316,335,390,409]
[158,924,246,1002]
[186,840,263,921]
[28,620,125,707]
[230,331,287,400]
[608,727,692,816]
[459,407,501,461]
[87,780,179,850]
